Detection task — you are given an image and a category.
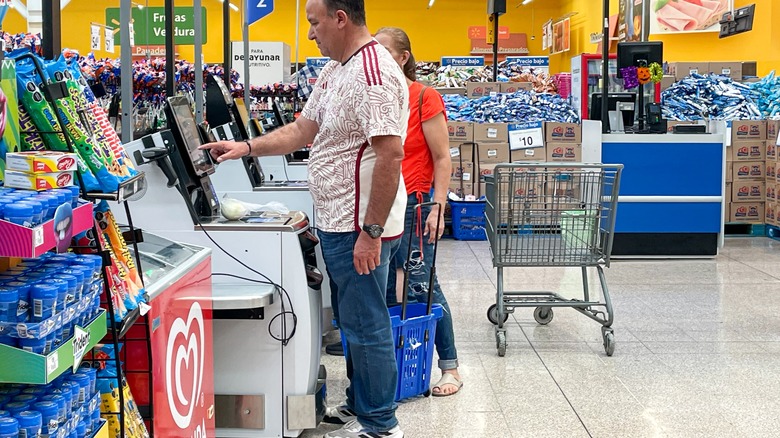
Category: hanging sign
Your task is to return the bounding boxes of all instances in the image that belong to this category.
[441,56,485,67]
[247,0,275,25]
[306,57,330,68]
[505,56,550,73]
[105,27,115,53]
[105,7,208,46]
[90,24,101,51]
[129,22,135,47]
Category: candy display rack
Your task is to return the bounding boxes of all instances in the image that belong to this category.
[13,51,153,438]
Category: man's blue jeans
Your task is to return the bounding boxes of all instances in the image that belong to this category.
[318,230,400,432]
[387,192,459,371]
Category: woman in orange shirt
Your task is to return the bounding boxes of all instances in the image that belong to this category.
[376,27,462,396]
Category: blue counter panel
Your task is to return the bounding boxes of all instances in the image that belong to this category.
[602,142,723,196]
[614,202,723,233]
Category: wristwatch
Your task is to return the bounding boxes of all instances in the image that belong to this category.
[362,224,384,239]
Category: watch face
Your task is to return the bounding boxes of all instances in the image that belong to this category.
[364,224,383,238]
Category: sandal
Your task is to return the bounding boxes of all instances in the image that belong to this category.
[431,373,463,397]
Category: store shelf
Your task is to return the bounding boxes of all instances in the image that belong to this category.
[0,310,107,384]
[84,172,146,202]
[0,202,94,258]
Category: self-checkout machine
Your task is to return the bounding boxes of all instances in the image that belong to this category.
[114,94,326,438]
[203,75,336,329]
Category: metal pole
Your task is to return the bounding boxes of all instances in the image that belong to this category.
[601,0,610,134]
[243,8,250,114]
[492,12,499,82]
[295,0,301,83]
[223,0,231,77]
[194,0,204,123]
[165,0,175,98]
[120,0,133,142]
[41,0,61,59]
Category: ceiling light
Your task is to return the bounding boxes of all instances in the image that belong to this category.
[522,0,533,4]
[428,0,435,8]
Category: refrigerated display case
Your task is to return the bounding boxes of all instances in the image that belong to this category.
[124,233,215,438]
[572,53,661,120]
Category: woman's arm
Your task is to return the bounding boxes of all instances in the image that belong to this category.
[421,111,452,242]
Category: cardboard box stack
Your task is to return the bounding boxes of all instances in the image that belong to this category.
[474,123,509,197]
[448,121,476,198]
[766,120,780,226]
[728,120,767,224]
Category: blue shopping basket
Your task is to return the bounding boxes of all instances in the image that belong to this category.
[341,201,445,401]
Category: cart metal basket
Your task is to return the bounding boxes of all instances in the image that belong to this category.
[484,163,623,356]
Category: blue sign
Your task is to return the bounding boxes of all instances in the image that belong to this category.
[306,57,331,68]
[505,56,550,69]
[246,0,274,25]
[441,56,485,67]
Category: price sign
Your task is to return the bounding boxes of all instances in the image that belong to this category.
[509,122,545,151]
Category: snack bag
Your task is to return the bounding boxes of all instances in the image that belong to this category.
[95,201,146,306]
[71,226,129,321]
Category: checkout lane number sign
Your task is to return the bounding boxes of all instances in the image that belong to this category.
[509,122,545,151]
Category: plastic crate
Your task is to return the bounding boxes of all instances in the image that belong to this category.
[449,200,487,240]
[341,303,443,401]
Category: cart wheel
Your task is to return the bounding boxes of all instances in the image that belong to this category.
[533,307,554,325]
[487,304,509,325]
[424,389,431,397]
[497,331,507,357]
[603,330,615,357]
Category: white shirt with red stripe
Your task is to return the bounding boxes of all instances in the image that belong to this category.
[301,40,409,237]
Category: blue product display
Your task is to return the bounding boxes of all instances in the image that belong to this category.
[0,389,22,398]
[21,387,47,398]
[38,394,66,427]
[59,382,79,411]
[31,401,58,436]
[0,411,6,418]
[5,282,31,322]
[443,91,579,124]
[0,335,14,348]
[14,410,42,438]
[53,275,78,308]
[30,284,57,322]
[3,203,34,227]
[66,186,81,207]
[0,417,19,438]
[661,74,761,121]
[11,395,37,405]
[76,368,97,398]
[3,402,31,416]
[59,270,85,301]
[16,201,43,226]
[0,288,19,323]
[50,384,74,416]
[0,395,9,407]
[66,374,90,406]
[76,419,87,438]
[18,337,46,354]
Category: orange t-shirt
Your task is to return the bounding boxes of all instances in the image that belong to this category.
[403,81,446,195]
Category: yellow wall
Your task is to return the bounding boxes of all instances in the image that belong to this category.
[2,0,778,76]
[2,0,562,68]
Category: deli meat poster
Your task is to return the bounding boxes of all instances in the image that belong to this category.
[650,0,729,34]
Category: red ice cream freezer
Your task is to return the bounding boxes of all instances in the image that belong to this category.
[124,233,215,437]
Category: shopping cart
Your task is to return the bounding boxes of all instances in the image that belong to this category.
[484,163,623,357]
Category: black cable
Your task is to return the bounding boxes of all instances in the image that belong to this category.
[211,273,297,344]
[171,178,297,344]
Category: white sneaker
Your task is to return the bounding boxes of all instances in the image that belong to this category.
[323,405,357,425]
[323,419,403,438]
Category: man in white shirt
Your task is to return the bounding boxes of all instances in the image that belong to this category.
[200,1,408,437]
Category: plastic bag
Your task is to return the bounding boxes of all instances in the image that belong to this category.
[220,196,290,220]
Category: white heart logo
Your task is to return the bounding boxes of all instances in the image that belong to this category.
[166,302,205,429]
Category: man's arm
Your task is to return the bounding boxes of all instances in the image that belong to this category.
[199,117,319,162]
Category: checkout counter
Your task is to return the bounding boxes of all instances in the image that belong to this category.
[114,91,327,437]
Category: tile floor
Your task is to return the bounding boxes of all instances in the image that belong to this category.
[302,237,780,438]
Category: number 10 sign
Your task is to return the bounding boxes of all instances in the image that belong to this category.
[509,122,545,151]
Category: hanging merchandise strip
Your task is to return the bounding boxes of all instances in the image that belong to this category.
[443,90,579,124]
[749,71,780,119]
[0,31,42,55]
[661,73,761,121]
